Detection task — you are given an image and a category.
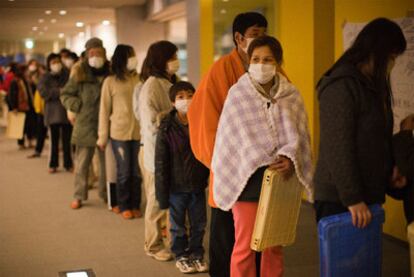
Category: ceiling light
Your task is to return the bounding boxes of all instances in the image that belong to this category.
[222,0,229,2]
[51,19,57,24]
[8,0,15,2]
[45,10,52,15]
[25,39,34,49]
[220,9,227,14]
[32,26,38,31]
[102,20,110,26]
[59,10,67,15]
[38,18,44,23]
[76,22,84,28]
[58,33,65,38]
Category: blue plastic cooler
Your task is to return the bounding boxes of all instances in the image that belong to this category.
[318,204,385,277]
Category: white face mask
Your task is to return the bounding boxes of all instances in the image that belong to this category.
[88,56,105,69]
[167,59,180,75]
[241,37,255,54]
[174,99,191,114]
[127,57,138,71]
[28,64,37,72]
[62,58,74,69]
[50,63,62,74]
[248,63,276,84]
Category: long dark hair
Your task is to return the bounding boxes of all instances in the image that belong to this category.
[111,44,135,81]
[140,40,178,82]
[325,18,406,95]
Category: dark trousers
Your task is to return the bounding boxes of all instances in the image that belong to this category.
[111,139,142,211]
[314,200,349,222]
[387,182,414,224]
[17,110,36,146]
[403,183,414,224]
[210,208,235,277]
[49,123,73,169]
[169,191,207,260]
[34,114,47,154]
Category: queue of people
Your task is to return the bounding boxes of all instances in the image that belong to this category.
[0,10,412,277]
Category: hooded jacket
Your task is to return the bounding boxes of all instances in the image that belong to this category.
[155,109,209,209]
[314,63,394,207]
[60,61,110,147]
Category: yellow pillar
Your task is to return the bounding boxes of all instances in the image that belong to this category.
[276,0,334,155]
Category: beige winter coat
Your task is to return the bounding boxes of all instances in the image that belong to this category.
[97,74,141,146]
[138,76,173,173]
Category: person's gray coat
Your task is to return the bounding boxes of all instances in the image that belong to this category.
[38,69,70,126]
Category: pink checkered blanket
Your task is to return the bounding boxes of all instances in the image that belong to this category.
[212,73,314,211]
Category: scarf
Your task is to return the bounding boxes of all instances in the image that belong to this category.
[211,73,314,211]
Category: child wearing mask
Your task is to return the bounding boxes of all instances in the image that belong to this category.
[155,81,210,274]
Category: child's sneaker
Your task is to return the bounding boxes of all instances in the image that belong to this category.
[192,258,209,273]
[176,257,197,274]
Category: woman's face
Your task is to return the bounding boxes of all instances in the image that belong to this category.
[250,46,277,66]
[166,52,179,75]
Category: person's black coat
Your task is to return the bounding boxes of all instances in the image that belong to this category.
[314,63,394,207]
[388,130,414,223]
[155,110,209,209]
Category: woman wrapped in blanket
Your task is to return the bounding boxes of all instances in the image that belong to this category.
[211,35,313,277]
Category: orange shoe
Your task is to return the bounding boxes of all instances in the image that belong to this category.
[112,206,121,214]
[70,200,82,209]
[121,210,133,220]
[132,209,142,218]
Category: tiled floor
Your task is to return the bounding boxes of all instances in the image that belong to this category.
[0,130,411,277]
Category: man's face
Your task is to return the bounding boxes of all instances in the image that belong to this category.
[88,47,105,58]
[235,25,266,51]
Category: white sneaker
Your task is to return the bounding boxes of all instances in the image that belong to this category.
[176,257,197,274]
[146,248,172,261]
[192,258,209,273]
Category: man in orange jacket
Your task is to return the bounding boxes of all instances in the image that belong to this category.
[188,12,268,277]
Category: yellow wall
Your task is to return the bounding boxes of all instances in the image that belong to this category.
[335,0,414,58]
[335,0,414,241]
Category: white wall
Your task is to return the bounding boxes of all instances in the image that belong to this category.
[115,5,166,72]
[67,23,117,59]
[186,0,200,85]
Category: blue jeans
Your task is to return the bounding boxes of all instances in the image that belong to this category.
[111,139,142,212]
[169,191,207,260]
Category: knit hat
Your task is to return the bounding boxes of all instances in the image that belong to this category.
[85,37,103,50]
